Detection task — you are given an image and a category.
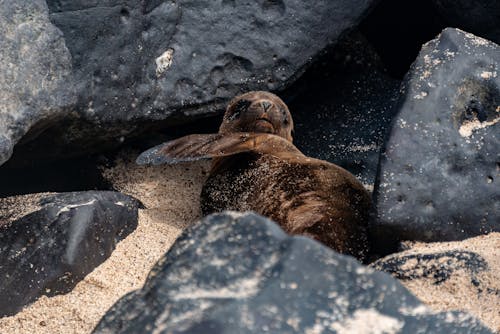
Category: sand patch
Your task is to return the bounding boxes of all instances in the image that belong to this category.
[386,233,500,332]
[0,192,52,228]
[0,151,210,333]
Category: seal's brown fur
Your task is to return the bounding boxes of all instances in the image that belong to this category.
[139,91,372,260]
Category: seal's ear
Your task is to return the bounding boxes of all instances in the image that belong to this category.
[136,133,303,165]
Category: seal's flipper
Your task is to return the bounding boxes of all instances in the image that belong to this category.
[136,133,303,166]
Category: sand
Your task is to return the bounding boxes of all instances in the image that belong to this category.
[0,192,51,228]
[390,233,500,332]
[0,150,498,333]
[0,151,210,334]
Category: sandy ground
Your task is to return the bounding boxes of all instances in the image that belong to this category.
[391,233,500,332]
[0,150,498,333]
[0,151,210,334]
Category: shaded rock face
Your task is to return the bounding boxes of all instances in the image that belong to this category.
[0,0,372,164]
[0,191,140,317]
[93,212,491,334]
[286,32,401,189]
[430,0,500,45]
[371,233,500,332]
[47,0,376,121]
[0,0,75,165]
[374,28,500,250]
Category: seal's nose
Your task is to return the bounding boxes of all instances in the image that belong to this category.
[261,101,272,113]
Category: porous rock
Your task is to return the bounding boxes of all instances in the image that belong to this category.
[0,191,140,317]
[47,0,377,121]
[374,28,500,249]
[93,212,491,334]
[5,0,377,163]
[371,233,500,332]
[0,0,75,166]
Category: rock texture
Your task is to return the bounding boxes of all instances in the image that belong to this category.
[47,0,377,122]
[372,233,500,332]
[93,212,491,334]
[287,32,400,189]
[430,0,500,45]
[0,191,140,317]
[0,0,378,165]
[0,0,75,165]
[374,28,500,249]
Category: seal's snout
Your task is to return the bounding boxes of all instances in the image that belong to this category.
[261,100,272,112]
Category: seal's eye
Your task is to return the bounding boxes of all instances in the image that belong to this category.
[227,99,251,121]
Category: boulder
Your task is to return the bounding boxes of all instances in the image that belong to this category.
[94,212,491,334]
[286,32,400,189]
[372,233,500,332]
[374,28,500,250]
[2,0,377,165]
[47,0,377,122]
[0,191,140,316]
[0,0,75,166]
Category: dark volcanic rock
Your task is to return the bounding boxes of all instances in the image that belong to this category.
[47,0,376,121]
[93,212,491,334]
[0,191,140,317]
[0,0,75,166]
[371,234,500,331]
[286,32,400,189]
[430,0,500,45]
[374,28,500,250]
[2,0,376,163]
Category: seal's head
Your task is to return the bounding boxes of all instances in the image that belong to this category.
[219,91,294,142]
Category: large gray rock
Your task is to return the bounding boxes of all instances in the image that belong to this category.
[93,212,491,334]
[0,0,376,164]
[374,28,500,250]
[47,0,376,122]
[0,0,75,165]
[0,191,140,317]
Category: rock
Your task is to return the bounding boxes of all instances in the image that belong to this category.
[371,233,500,332]
[374,28,500,251]
[93,212,491,334]
[430,0,500,45]
[0,191,140,317]
[47,0,376,121]
[2,0,377,165]
[0,0,75,166]
[286,31,400,189]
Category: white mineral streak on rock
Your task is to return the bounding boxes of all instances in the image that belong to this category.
[155,48,174,77]
[329,309,404,334]
[480,71,497,79]
[172,277,261,300]
[413,91,428,100]
[399,305,432,316]
[459,113,500,138]
[56,199,97,215]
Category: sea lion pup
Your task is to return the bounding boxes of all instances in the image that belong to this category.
[137,91,372,261]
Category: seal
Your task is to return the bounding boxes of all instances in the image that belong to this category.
[137,91,372,260]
